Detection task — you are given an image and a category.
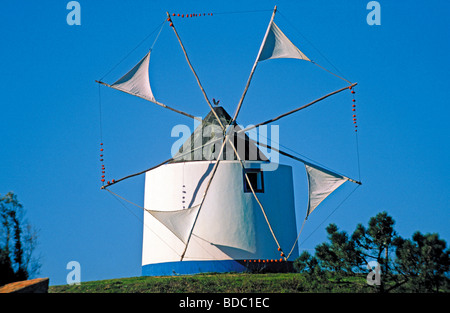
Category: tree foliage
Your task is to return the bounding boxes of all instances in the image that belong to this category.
[0,192,40,286]
[315,223,364,277]
[294,211,450,293]
[394,232,450,292]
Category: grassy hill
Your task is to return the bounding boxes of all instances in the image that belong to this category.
[49,273,374,293]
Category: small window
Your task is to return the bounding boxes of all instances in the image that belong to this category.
[243,169,264,193]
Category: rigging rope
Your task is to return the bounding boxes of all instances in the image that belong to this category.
[213,9,273,15]
[99,19,166,81]
[98,84,103,144]
[355,130,362,182]
[151,19,166,51]
[292,184,361,257]
[105,183,223,260]
[277,10,352,84]
[350,86,362,181]
[169,9,272,18]
[105,188,182,257]
[311,60,352,85]
[104,187,146,210]
[98,85,105,186]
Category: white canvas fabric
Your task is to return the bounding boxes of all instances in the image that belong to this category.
[145,205,200,244]
[305,164,348,218]
[258,22,310,62]
[111,51,155,101]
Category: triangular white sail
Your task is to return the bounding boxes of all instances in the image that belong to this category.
[258,21,310,62]
[111,51,155,101]
[305,164,348,218]
[145,205,200,244]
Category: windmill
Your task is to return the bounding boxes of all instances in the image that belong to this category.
[96,6,362,276]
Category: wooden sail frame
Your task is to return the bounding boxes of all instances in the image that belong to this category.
[98,6,362,262]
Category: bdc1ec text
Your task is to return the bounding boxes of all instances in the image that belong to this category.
[179,297,270,310]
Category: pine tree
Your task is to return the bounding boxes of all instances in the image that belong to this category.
[0,192,40,286]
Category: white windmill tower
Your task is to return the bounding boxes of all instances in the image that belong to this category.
[141,106,299,275]
[96,6,362,276]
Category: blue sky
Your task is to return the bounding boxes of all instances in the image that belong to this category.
[0,1,449,286]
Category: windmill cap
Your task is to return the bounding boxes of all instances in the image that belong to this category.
[171,107,268,162]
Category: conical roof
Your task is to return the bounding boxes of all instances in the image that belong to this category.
[171,107,268,162]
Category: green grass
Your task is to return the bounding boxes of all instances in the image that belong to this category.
[49,273,375,293]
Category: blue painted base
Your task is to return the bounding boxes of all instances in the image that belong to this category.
[142,260,247,276]
[142,260,294,276]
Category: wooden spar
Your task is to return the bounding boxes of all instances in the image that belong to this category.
[286,217,307,260]
[257,141,362,185]
[100,157,173,189]
[166,10,286,258]
[100,80,360,187]
[231,5,277,124]
[176,9,281,237]
[95,80,201,121]
[100,134,231,188]
[226,137,285,258]
[165,12,226,132]
[104,126,229,260]
[166,10,245,260]
[237,82,358,134]
[179,137,229,261]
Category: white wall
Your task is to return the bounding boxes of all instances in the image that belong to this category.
[142,161,298,266]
